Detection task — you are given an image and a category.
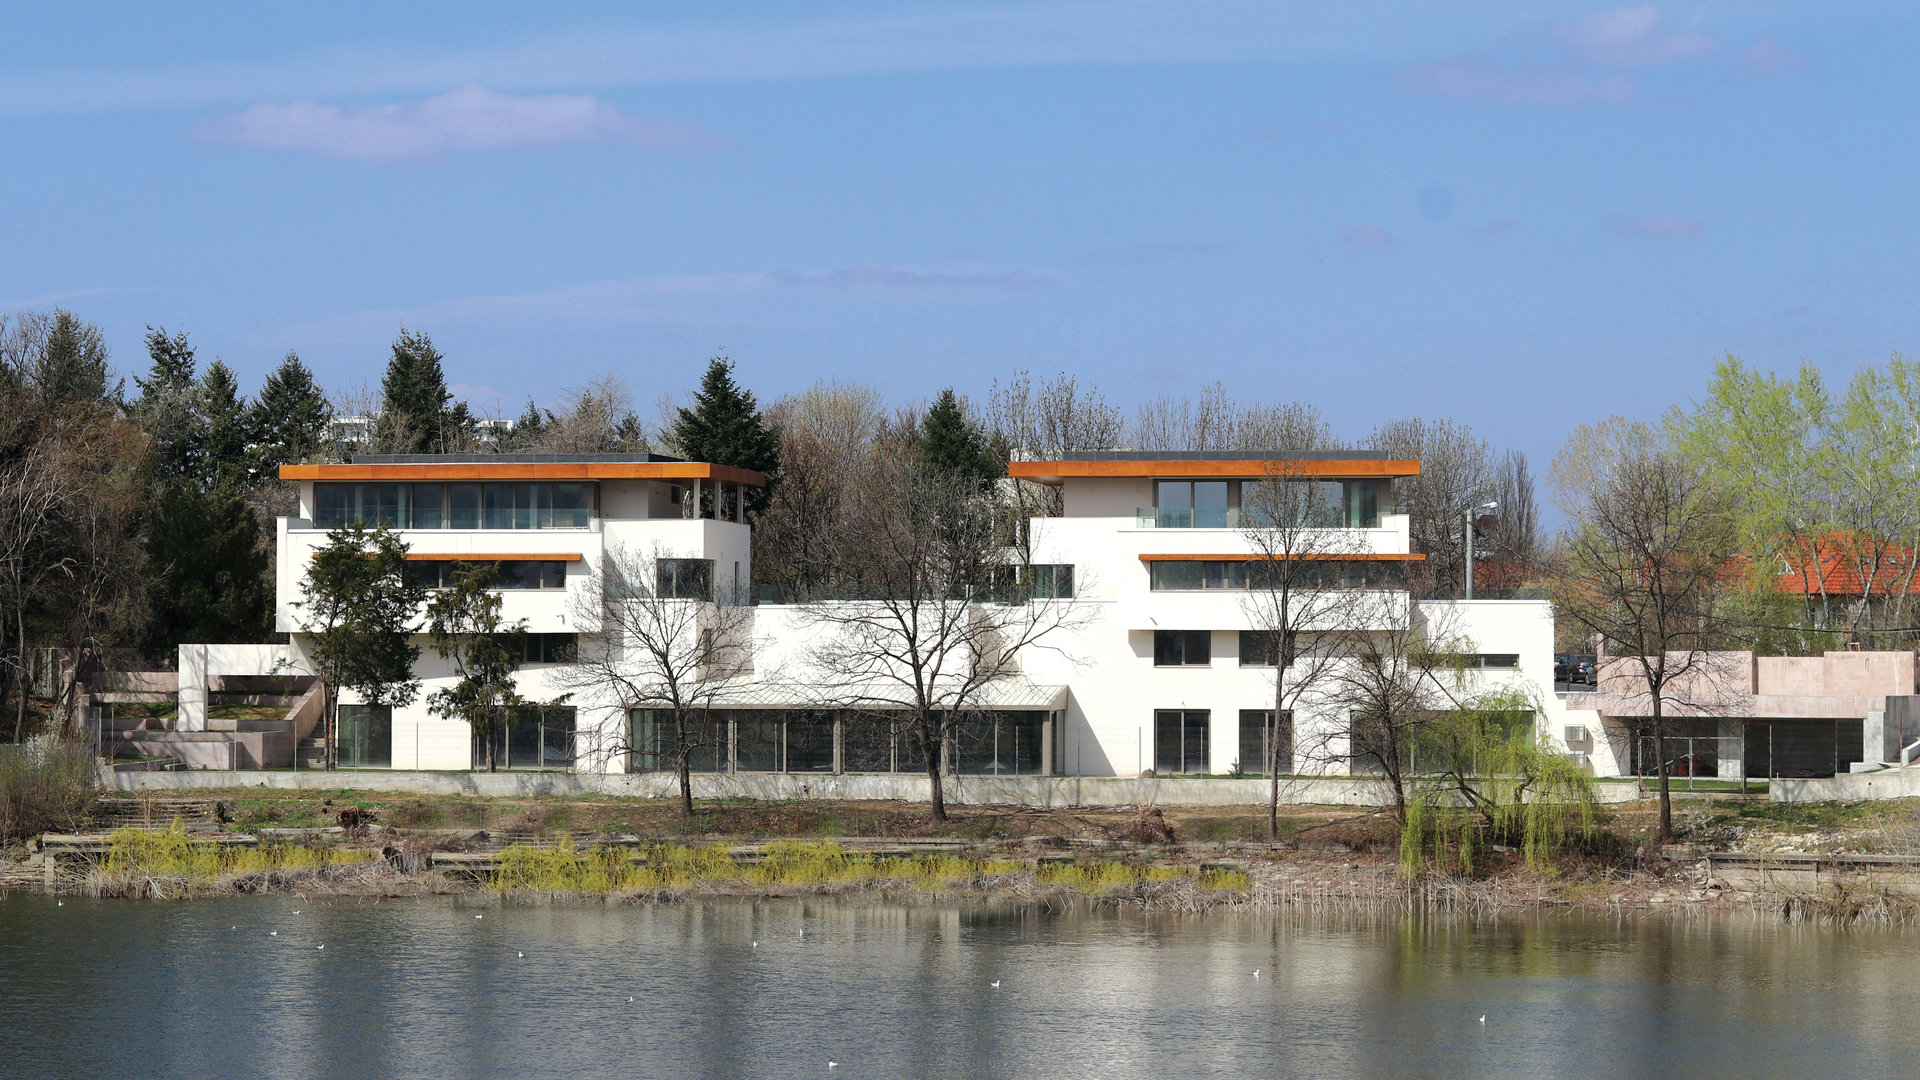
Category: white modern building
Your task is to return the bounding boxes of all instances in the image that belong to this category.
[246,449,1577,782]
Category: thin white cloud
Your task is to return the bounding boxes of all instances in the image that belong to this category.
[1395,4,1714,107]
[1396,61,1632,106]
[1547,5,1713,67]
[191,85,727,159]
[0,3,1523,117]
[283,262,1061,339]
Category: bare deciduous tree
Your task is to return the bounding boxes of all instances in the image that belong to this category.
[562,544,755,816]
[0,440,74,741]
[799,456,1084,822]
[1236,458,1380,838]
[1367,418,1503,596]
[1550,417,1741,842]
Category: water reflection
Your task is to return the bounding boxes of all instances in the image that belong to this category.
[1,893,1916,1079]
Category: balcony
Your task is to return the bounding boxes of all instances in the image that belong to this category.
[1133,507,1382,529]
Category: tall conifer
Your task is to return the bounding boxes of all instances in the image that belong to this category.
[671,356,780,514]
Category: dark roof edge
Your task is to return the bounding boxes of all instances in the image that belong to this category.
[352,453,687,464]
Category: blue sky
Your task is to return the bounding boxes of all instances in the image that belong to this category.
[2,1,1913,468]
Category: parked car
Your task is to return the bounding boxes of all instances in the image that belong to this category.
[1555,655,1597,685]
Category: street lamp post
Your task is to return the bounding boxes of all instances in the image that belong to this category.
[1464,500,1499,600]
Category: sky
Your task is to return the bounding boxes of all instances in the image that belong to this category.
[2,1,1915,473]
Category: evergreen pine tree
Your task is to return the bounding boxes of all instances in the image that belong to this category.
[141,486,272,653]
[918,388,999,489]
[132,326,204,488]
[200,360,251,491]
[671,356,781,514]
[34,310,117,413]
[378,328,454,453]
[250,351,333,473]
[512,398,548,449]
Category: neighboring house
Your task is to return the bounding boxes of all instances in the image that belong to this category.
[163,448,1572,781]
[1559,650,1920,780]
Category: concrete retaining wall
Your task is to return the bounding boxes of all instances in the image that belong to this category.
[1774,769,1920,803]
[105,770,1645,808]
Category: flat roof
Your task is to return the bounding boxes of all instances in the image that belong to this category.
[1051,450,1390,461]
[280,455,768,486]
[354,453,684,464]
[1009,452,1418,484]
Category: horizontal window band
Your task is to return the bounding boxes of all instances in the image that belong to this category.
[1137,553,1425,562]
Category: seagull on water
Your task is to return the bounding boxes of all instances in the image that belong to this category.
[989,981,1000,989]
[316,945,325,951]
[752,941,759,948]
[474,914,483,919]
[1478,1015,1486,1024]
[269,931,278,936]
[292,910,300,915]
[828,1062,836,1070]
[628,996,635,1004]
[1253,969,1261,980]
[517,951,525,958]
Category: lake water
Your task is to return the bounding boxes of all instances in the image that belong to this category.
[2,892,1917,1079]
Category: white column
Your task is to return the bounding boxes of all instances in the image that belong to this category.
[176,644,208,732]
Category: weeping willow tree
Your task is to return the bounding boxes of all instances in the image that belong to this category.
[1396,685,1603,879]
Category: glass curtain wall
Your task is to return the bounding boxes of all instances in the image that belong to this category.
[474,706,576,770]
[631,711,1049,775]
[314,482,596,529]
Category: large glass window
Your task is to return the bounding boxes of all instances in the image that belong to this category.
[657,559,714,600]
[1240,631,1279,667]
[403,560,567,590]
[336,705,392,768]
[1149,559,1405,591]
[628,710,727,773]
[410,484,444,529]
[1153,630,1212,667]
[1154,710,1210,774]
[313,482,595,529]
[449,484,482,529]
[1154,481,1231,528]
[475,706,576,770]
[1029,564,1074,599]
[1238,709,1292,776]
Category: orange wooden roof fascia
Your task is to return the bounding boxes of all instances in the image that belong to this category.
[1138,552,1425,562]
[1008,459,1420,484]
[401,552,583,563]
[280,462,768,486]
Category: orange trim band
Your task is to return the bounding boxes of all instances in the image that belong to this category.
[1009,459,1419,484]
[281,462,768,486]
[1138,552,1425,562]
[402,553,584,563]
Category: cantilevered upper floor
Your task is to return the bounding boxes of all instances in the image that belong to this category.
[274,454,766,634]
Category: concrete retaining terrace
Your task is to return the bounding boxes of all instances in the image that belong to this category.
[104,770,1646,808]
[1773,768,1920,803]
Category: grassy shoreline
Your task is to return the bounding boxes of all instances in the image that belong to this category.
[9,788,1920,925]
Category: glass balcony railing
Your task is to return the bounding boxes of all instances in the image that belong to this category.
[1133,506,1384,529]
[1135,507,1242,528]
